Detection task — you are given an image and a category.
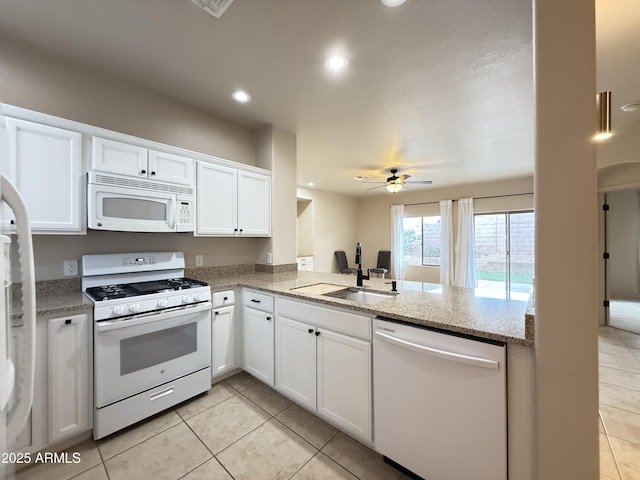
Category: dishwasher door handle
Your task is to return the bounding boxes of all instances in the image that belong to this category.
[374,330,499,370]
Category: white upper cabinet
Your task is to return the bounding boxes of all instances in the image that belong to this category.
[92,137,194,187]
[196,162,237,235]
[2,118,83,233]
[238,170,271,236]
[148,150,195,186]
[196,161,271,237]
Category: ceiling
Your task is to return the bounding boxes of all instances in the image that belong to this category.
[0,0,637,196]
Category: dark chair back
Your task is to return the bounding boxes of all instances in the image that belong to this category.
[334,251,357,274]
[377,251,391,270]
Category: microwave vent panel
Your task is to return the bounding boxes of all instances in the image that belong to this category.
[189,0,235,19]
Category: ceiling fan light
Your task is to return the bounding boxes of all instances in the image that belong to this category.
[386,182,404,193]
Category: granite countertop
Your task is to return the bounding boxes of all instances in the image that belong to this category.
[18,270,533,346]
[188,270,534,346]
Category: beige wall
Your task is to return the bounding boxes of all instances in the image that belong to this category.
[534,1,599,477]
[256,126,297,266]
[0,36,295,280]
[296,187,358,273]
[356,176,534,282]
[297,199,314,256]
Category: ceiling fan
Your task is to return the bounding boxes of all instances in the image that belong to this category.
[364,169,433,193]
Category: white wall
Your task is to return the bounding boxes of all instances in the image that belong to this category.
[356,176,534,282]
[606,189,640,298]
[296,187,358,273]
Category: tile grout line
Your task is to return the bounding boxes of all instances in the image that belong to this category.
[600,410,624,480]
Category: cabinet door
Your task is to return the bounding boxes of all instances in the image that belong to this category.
[196,162,238,235]
[9,319,47,454]
[242,307,274,386]
[47,314,90,444]
[6,119,83,232]
[148,150,194,187]
[92,137,147,178]
[317,328,372,442]
[275,316,316,410]
[237,171,271,236]
[212,305,236,378]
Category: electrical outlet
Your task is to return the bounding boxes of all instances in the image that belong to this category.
[266,252,272,264]
[195,254,204,267]
[63,260,78,277]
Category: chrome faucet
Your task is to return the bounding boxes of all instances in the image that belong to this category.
[355,242,370,287]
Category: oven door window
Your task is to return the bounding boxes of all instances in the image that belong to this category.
[120,323,197,375]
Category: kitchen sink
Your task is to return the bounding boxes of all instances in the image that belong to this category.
[322,287,396,304]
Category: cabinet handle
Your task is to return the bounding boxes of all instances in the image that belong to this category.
[239,228,244,233]
[315,331,321,336]
[308,328,314,334]
[251,299,261,303]
[65,319,72,325]
[141,169,146,174]
[151,171,156,175]
[234,228,238,232]
[266,316,272,321]
[223,296,228,301]
[10,219,14,225]
[214,311,219,315]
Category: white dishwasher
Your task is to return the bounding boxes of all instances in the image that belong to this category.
[373,318,507,480]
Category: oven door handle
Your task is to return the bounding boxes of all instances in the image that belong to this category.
[96,302,212,333]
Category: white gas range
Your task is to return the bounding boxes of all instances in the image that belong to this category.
[82,252,212,439]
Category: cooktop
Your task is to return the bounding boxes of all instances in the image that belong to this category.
[85,277,208,302]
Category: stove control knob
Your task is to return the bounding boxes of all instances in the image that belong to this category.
[193,292,205,302]
[129,303,141,313]
[157,298,169,308]
[182,294,193,304]
[112,305,126,316]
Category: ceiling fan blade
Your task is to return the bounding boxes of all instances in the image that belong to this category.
[365,185,387,191]
[399,174,411,181]
[362,181,386,184]
[405,180,433,184]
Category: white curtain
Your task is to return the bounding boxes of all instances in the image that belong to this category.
[454,197,477,287]
[439,200,454,285]
[390,204,405,280]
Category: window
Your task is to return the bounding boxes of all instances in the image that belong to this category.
[474,211,534,300]
[403,216,441,266]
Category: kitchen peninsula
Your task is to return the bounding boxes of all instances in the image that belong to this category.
[21,269,533,346]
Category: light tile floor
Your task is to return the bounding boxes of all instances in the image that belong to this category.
[14,327,640,480]
[15,372,405,480]
[599,326,640,480]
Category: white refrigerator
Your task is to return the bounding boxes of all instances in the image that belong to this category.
[0,158,36,475]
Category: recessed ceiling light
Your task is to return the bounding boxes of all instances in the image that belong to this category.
[381,0,407,6]
[353,175,371,181]
[307,182,315,187]
[324,55,348,72]
[231,90,251,103]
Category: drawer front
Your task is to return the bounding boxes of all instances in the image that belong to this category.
[276,297,372,340]
[242,289,274,313]
[213,290,235,307]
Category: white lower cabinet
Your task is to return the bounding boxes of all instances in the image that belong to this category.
[242,290,275,386]
[316,328,371,441]
[274,298,372,443]
[10,313,92,453]
[275,316,317,410]
[212,305,236,378]
[47,313,90,443]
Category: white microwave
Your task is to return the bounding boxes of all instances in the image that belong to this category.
[87,172,195,233]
